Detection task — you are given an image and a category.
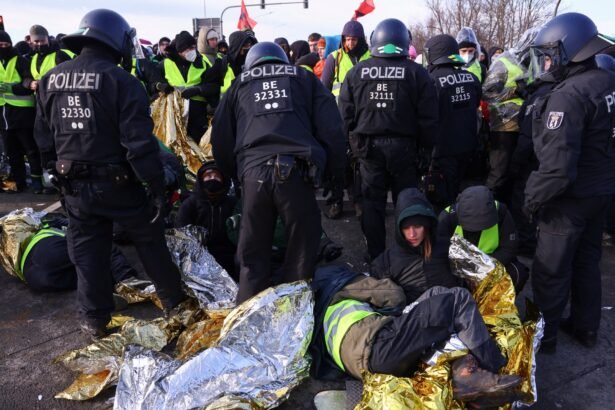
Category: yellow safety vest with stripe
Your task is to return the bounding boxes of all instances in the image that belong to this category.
[164,57,210,102]
[495,56,524,107]
[300,65,313,73]
[16,227,65,281]
[0,56,35,107]
[445,202,500,254]
[30,49,75,80]
[331,49,370,97]
[220,64,235,96]
[323,299,379,371]
[466,59,483,82]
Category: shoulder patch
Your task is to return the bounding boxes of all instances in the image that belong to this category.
[546,111,564,130]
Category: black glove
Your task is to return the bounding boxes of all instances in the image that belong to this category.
[522,202,539,223]
[156,82,174,94]
[181,86,201,99]
[147,178,167,224]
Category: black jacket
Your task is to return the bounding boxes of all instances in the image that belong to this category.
[371,188,458,303]
[339,57,438,156]
[0,48,35,130]
[437,201,518,266]
[35,44,165,187]
[525,61,615,212]
[428,64,481,157]
[211,62,346,180]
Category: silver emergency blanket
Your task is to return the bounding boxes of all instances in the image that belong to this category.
[448,234,495,287]
[165,226,238,311]
[114,281,314,410]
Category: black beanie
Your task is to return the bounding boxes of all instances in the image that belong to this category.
[0,30,12,45]
[458,40,477,49]
[174,31,196,53]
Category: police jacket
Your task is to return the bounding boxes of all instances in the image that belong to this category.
[525,61,615,213]
[35,44,165,186]
[437,201,518,266]
[0,48,35,130]
[370,188,459,303]
[310,265,404,380]
[428,64,481,157]
[338,57,438,153]
[211,62,346,180]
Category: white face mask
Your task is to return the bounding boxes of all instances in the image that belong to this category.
[183,49,197,62]
[460,53,471,63]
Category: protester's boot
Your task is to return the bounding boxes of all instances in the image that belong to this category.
[452,354,522,405]
[80,317,111,340]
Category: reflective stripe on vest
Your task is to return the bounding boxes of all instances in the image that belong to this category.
[323,299,378,371]
[331,49,370,96]
[220,65,235,95]
[466,59,482,82]
[0,56,35,107]
[301,65,313,73]
[164,58,207,101]
[495,56,524,107]
[17,227,66,281]
[446,202,500,254]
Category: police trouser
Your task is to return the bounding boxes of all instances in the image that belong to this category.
[431,153,472,207]
[0,127,42,187]
[360,137,417,260]
[23,235,137,291]
[237,162,321,303]
[486,131,518,203]
[532,196,610,342]
[509,166,537,256]
[368,286,505,376]
[63,179,185,322]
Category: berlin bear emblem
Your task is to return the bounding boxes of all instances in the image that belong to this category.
[546,111,564,130]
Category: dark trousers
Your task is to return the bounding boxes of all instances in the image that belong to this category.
[369,286,505,376]
[486,131,518,203]
[509,168,536,257]
[431,153,472,207]
[23,235,136,291]
[237,163,321,303]
[361,137,417,260]
[0,127,42,187]
[63,180,185,323]
[532,196,609,341]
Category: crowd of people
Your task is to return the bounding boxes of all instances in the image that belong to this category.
[1,7,615,408]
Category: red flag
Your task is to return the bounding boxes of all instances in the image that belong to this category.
[352,0,375,20]
[237,0,257,30]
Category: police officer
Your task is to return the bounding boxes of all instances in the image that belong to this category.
[211,42,346,303]
[34,9,186,338]
[524,12,615,352]
[339,18,439,261]
[424,34,481,207]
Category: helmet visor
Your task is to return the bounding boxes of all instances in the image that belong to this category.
[130,28,145,59]
[529,43,566,81]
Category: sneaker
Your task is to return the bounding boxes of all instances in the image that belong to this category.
[452,354,522,404]
[325,202,343,219]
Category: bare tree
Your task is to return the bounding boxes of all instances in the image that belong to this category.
[414,0,556,52]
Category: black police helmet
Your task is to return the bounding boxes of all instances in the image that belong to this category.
[63,9,135,58]
[534,13,612,65]
[244,41,289,70]
[424,34,465,66]
[596,53,615,73]
[370,18,410,58]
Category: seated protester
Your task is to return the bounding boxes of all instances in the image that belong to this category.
[17,215,136,292]
[371,188,459,304]
[438,185,529,292]
[176,161,238,280]
[310,265,522,407]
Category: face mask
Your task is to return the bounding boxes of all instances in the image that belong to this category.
[183,49,197,62]
[35,44,50,55]
[203,179,224,193]
[460,53,471,63]
[0,47,11,59]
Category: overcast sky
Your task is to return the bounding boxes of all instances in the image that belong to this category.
[2,0,613,47]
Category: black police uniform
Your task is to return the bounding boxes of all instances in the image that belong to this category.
[428,64,481,206]
[339,57,439,260]
[212,62,346,303]
[35,43,185,327]
[525,60,615,343]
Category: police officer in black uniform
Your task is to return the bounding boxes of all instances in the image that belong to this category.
[424,34,482,207]
[339,18,439,260]
[34,9,186,337]
[211,42,345,303]
[524,12,615,352]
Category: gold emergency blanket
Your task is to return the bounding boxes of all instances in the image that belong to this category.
[151,91,210,175]
[0,208,45,280]
[358,235,542,409]
[114,281,314,409]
